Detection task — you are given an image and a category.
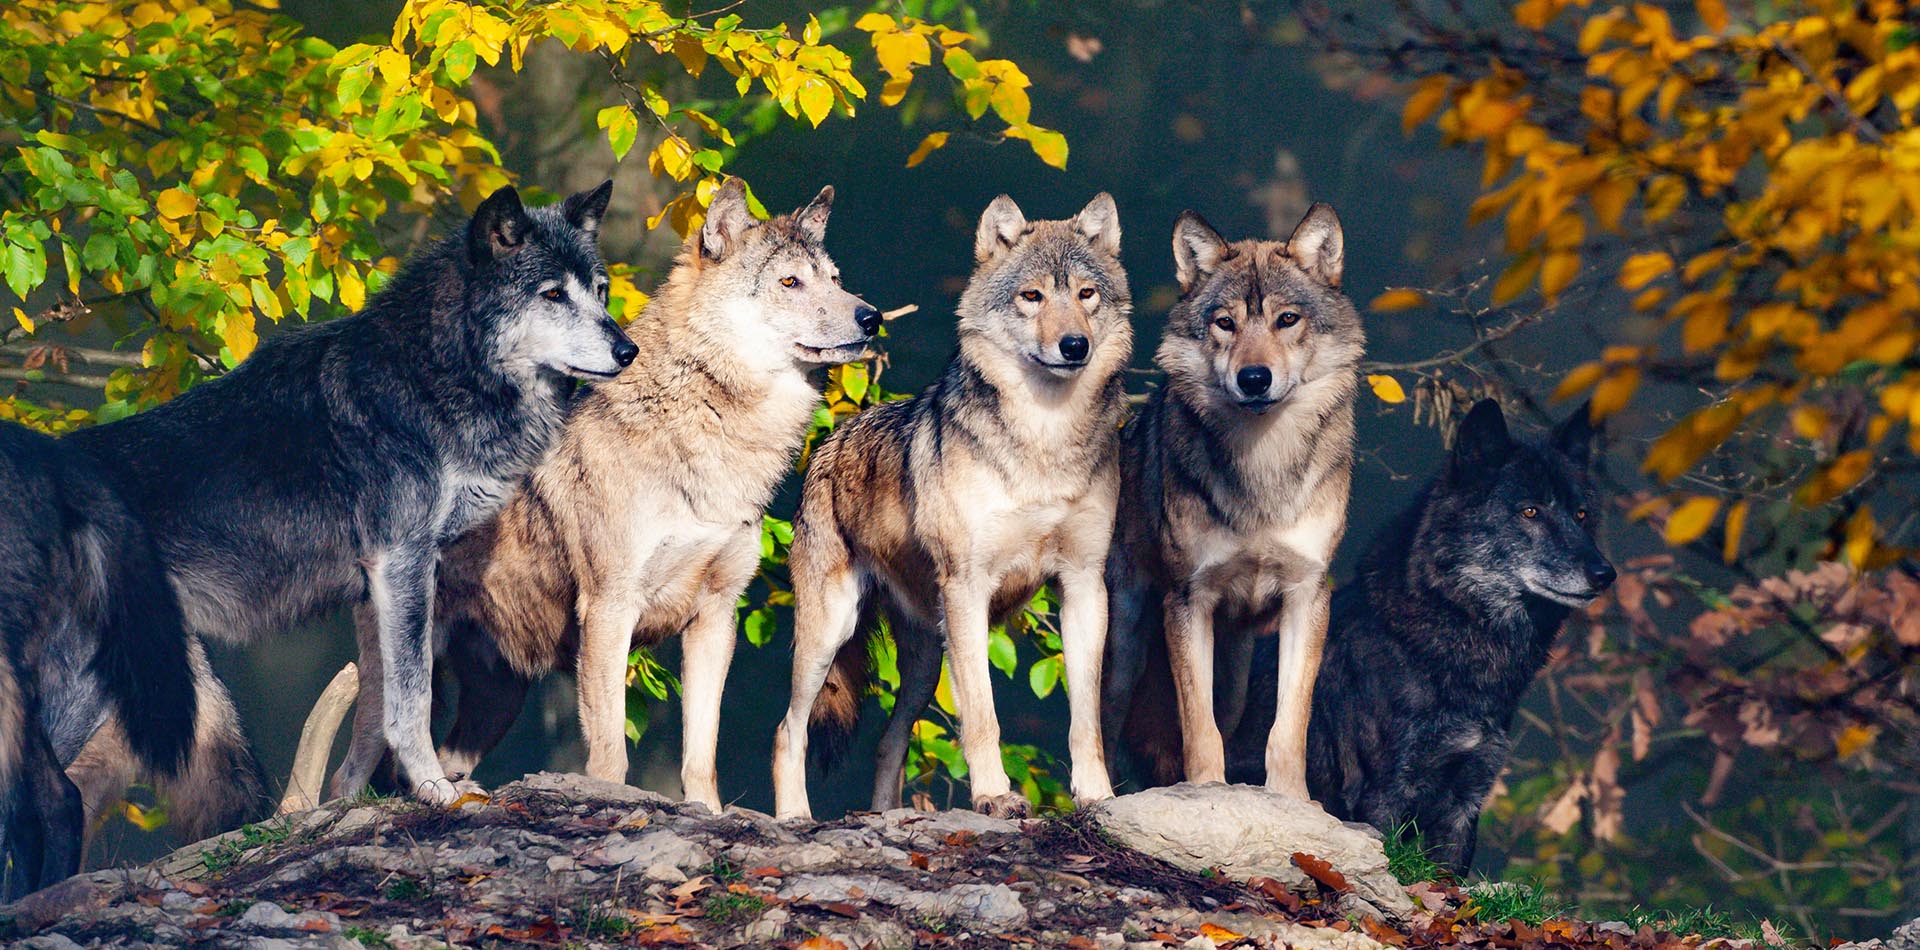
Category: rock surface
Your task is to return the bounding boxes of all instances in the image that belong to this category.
[1089,782,1415,920]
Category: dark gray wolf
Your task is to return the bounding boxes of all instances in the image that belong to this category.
[330,181,879,812]
[0,424,249,897]
[1127,399,1615,872]
[1100,205,1363,799]
[68,182,636,805]
[772,194,1132,820]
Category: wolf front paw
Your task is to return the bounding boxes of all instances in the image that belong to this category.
[411,776,465,807]
[972,792,1032,819]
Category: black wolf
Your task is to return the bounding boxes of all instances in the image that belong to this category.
[68,182,637,804]
[1124,399,1614,872]
[0,424,196,897]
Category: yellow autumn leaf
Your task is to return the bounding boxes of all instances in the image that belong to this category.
[1835,723,1877,760]
[905,131,949,168]
[1722,499,1748,563]
[1664,495,1721,545]
[796,77,833,127]
[1368,288,1428,312]
[1402,76,1450,134]
[1554,361,1605,401]
[1199,922,1246,943]
[13,307,34,334]
[1842,505,1876,568]
[1618,251,1674,290]
[1590,366,1640,419]
[1366,374,1408,404]
[155,188,198,219]
[1540,250,1580,299]
[872,27,931,79]
[1696,0,1730,33]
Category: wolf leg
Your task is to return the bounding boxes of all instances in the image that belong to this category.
[23,725,82,894]
[334,602,388,799]
[1263,577,1330,799]
[370,542,456,806]
[440,628,529,783]
[1165,589,1226,783]
[940,577,1022,817]
[773,565,864,821]
[575,591,645,786]
[1057,565,1114,804]
[678,588,738,814]
[1212,630,1257,741]
[1099,577,1149,769]
[870,617,941,811]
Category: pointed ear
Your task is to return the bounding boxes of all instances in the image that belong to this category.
[794,185,833,243]
[1451,399,1514,477]
[468,185,531,265]
[1171,211,1232,293]
[974,195,1027,263]
[699,178,758,262]
[1073,192,1122,258]
[1287,202,1344,287]
[1551,401,1601,468]
[562,179,614,236]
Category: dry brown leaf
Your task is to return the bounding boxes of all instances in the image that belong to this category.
[1290,852,1350,892]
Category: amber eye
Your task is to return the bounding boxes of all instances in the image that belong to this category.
[1019,289,1043,302]
[780,276,799,288]
[1078,287,1096,300]
[1521,505,1540,519]
[1213,314,1236,332]
[1575,508,1588,522]
[541,287,564,302]
[1278,310,1302,327]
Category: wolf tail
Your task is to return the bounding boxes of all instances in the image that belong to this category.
[807,631,871,772]
[80,480,196,777]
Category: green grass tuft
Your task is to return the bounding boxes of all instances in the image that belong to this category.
[1382,823,1447,885]
[701,890,767,924]
[1615,905,1782,943]
[199,817,295,874]
[343,925,393,948]
[1464,881,1568,926]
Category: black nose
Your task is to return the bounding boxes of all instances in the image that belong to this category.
[1059,334,1090,363]
[611,337,638,367]
[1586,560,1617,591]
[1237,366,1272,396]
[854,305,882,336]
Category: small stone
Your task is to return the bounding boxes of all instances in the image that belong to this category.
[546,854,576,873]
[239,901,294,929]
[1183,936,1218,950]
[333,807,383,838]
[17,936,83,950]
[644,862,687,884]
[744,907,791,942]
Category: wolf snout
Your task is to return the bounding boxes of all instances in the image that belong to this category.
[855,304,882,337]
[607,325,639,367]
[1236,365,1273,397]
[1058,334,1090,364]
[1584,558,1617,592]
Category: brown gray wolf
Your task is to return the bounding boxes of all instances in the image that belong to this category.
[67,181,636,805]
[1127,398,1614,872]
[772,193,1132,820]
[330,180,879,813]
[1100,204,1363,800]
[0,424,259,897]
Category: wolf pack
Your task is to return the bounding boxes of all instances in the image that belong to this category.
[0,176,1616,898]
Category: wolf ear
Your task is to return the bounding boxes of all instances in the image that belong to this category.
[1451,399,1514,476]
[794,185,834,243]
[1286,202,1344,288]
[1073,192,1123,258]
[1551,401,1601,467]
[1171,212,1232,292]
[975,195,1028,263]
[468,185,531,265]
[700,178,758,262]
[562,179,614,236]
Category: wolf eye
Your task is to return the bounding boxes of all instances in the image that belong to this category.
[1278,310,1302,327]
[541,287,565,302]
[1213,314,1236,332]
[1521,505,1539,519]
[1575,508,1588,522]
[780,276,800,288]
[1019,289,1043,302]
[595,284,609,303]
[1078,287,1096,300]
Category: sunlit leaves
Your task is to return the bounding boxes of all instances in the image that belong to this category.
[1366,374,1408,404]
[856,12,1067,169]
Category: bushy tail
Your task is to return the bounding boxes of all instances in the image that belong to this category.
[82,493,196,777]
[807,630,872,772]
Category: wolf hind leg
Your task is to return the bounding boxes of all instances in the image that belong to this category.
[334,602,389,800]
[1263,577,1329,799]
[440,623,530,785]
[774,561,865,821]
[10,723,83,898]
[1099,576,1150,773]
[1211,628,1256,751]
[870,614,941,812]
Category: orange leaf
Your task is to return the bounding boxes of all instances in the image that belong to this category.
[1290,852,1351,892]
[1664,495,1720,545]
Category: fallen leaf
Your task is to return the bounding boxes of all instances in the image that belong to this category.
[909,852,930,869]
[1291,852,1351,892]
[798,938,849,950]
[669,875,712,902]
[1200,921,1247,944]
[635,924,697,945]
[944,830,978,848]
[746,866,784,878]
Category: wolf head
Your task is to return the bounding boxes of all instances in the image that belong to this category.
[958,193,1132,381]
[685,179,880,373]
[1420,400,1616,611]
[468,181,639,381]
[1156,204,1363,416]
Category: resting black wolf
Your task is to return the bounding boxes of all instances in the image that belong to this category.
[68,182,637,804]
[1126,399,1614,872]
[0,424,196,897]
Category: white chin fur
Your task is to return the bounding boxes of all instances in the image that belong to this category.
[1523,579,1598,608]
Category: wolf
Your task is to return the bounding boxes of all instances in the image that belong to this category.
[1099,205,1363,800]
[771,193,1132,820]
[329,180,880,812]
[67,181,636,805]
[1127,399,1615,872]
[0,424,256,897]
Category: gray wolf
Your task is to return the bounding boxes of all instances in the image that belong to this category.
[68,181,636,805]
[0,424,255,897]
[1127,398,1615,872]
[772,193,1132,820]
[330,181,879,812]
[1100,204,1363,799]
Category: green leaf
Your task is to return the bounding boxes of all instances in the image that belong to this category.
[743,607,774,647]
[598,105,639,160]
[1028,655,1063,699]
[444,40,476,82]
[988,627,1017,678]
